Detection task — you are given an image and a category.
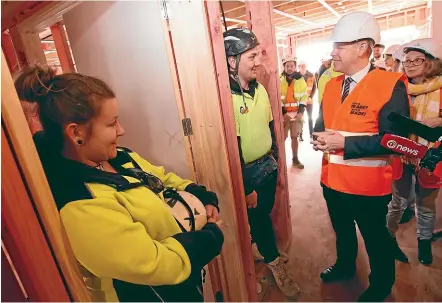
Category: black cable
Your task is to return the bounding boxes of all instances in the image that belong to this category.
[219,1,228,32]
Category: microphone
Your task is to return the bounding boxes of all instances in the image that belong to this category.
[387,112,442,142]
[381,134,428,158]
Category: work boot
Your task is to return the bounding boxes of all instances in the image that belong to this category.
[418,239,433,265]
[268,257,301,300]
[252,243,289,264]
[320,264,355,283]
[392,237,408,263]
[399,207,415,224]
[358,285,391,302]
[293,158,305,169]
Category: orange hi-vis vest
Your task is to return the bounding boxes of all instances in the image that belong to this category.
[305,74,315,105]
[283,81,298,112]
[321,69,408,196]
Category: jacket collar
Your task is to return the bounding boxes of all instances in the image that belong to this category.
[229,75,258,97]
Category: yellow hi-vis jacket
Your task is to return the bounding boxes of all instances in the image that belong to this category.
[318,65,343,103]
[280,74,308,112]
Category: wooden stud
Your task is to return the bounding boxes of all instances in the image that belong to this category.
[2,127,71,302]
[8,25,47,67]
[50,22,75,73]
[165,1,251,301]
[244,0,292,250]
[1,51,91,302]
[205,0,258,301]
[1,31,20,74]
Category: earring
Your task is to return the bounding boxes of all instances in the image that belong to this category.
[77,139,83,145]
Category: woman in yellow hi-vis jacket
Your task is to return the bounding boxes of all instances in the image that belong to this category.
[280,55,308,168]
[15,65,224,302]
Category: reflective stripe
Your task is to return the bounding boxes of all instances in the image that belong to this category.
[329,154,388,167]
[325,129,378,137]
[295,92,308,98]
[281,96,286,100]
[284,103,297,107]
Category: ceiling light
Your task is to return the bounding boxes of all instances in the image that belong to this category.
[342,6,346,9]
[338,1,342,5]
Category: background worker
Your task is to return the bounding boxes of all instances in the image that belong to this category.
[280,55,308,168]
[313,11,410,301]
[317,62,342,104]
[224,28,301,300]
[299,59,317,139]
[383,44,402,72]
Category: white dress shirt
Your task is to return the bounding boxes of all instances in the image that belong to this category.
[343,62,372,96]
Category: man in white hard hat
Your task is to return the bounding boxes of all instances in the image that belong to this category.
[384,44,402,72]
[312,11,410,302]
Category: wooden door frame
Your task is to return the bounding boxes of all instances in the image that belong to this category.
[1,51,91,301]
[161,0,257,301]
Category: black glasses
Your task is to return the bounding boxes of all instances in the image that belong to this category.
[403,58,426,67]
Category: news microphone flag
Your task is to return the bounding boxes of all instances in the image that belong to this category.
[381,134,428,158]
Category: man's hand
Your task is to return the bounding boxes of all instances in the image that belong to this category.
[422,117,442,128]
[312,131,345,152]
[205,205,219,222]
[246,191,258,209]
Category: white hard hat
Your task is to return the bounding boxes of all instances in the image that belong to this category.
[384,44,401,56]
[373,58,386,69]
[331,11,380,43]
[298,59,307,66]
[392,44,406,62]
[282,55,296,64]
[164,190,207,232]
[403,38,442,60]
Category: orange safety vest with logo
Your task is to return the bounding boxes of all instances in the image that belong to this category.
[321,69,408,196]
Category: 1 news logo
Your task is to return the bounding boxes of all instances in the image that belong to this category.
[386,139,419,156]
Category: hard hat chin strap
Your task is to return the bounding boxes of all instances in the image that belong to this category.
[230,54,248,114]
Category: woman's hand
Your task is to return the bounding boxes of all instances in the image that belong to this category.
[205,205,219,222]
[422,117,442,128]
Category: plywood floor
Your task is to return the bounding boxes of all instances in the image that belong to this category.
[256,134,442,302]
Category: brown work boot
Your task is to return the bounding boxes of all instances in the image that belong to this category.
[268,257,301,300]
[293,158,305,169]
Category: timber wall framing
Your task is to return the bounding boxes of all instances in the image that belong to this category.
[166,1,255,301]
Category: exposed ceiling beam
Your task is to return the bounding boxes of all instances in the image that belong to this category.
[273,9,318,26]
[224,17,247,24]
[317,0,341,18]
[368,0,373,13]
[284,4,426,37]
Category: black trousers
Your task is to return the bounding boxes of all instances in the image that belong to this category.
[248,170,279,263]
[323,186,395,290]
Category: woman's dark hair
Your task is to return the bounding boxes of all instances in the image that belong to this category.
[15,65,115,150]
